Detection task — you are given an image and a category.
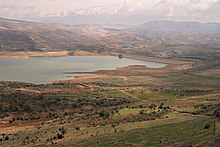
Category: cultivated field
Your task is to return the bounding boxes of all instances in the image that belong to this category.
[0,53,220,146]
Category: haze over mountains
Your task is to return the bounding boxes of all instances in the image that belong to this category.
[135,21,220,36]
[2,0,220,24]
[0,17,220,59]
[1,2,220,146]
[31,1,220,25]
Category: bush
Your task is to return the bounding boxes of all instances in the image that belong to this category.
[139,105,144,108]
[3,114,9,118]
[158,103,164,109]
[57,134,64,139]
[59,127,67,135]
[204,124,211,129]
[5,136,9,140]
[139,110,144,115]
[149,103,156,109]
[99,110,110,118]
[214,108,220,118]
[53,136,57,140]
[75,126,80,130]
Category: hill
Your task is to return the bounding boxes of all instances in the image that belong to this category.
[0,18,220,59]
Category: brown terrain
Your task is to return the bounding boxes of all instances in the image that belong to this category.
[0,50,101,58]
[0,18,220,146]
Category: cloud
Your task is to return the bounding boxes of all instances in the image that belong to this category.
[0,0,219,22]
[205,0,220,16]
[123,0,220,22]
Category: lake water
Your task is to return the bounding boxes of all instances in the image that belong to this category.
[0,56,166,84]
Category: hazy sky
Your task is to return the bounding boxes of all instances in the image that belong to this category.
[0,0,220,23]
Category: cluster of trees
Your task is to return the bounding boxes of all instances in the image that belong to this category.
[71,98,131,108]
[0,89,133,114]
[194,103,220,116]
[149,88,210,94]
[0,92,41,112]
[111,109,168,125]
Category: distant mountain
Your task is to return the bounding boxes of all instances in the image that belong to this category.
[70,4,126,16]
[0,18,220,59]
[27,1,150,24]
[25,0,220,25]
[132,21,220,36]
[0,18,98,52]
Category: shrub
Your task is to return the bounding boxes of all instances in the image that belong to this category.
[139,110,144,115]
[57,134,64,139]
[59,127,67,135]
[5,136,9,140]
[3,114,9,118]
[204,124,211,129]
[75,126,80,130]
[53,136,57,140]
[214,108,220,118]
[139,105,144,108]
[158,103,164,109]
[149,103,156,109]
[99,110,110,118]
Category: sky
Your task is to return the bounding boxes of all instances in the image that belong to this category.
[0,0,220,23]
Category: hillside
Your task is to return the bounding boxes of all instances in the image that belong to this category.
[0,55,220,146]
[0,18,220,147]
[135,21,220,36]
[0,18,220,59]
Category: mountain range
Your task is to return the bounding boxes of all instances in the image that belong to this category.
[0,17,220,59]
[24,0,220,24]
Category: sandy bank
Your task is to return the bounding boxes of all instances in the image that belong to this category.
[0,50,101,58]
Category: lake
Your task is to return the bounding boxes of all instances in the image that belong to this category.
[0,56,166,84]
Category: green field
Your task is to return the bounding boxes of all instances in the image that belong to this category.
[75,118,215,147]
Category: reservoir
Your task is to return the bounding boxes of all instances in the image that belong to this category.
[0,56,166,84]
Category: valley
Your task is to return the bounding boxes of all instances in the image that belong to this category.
[0,55,220,146]
[0,18,220,146]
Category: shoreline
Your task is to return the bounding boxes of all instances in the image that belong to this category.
[0,50,192,66]
[0,50,195,85]
[0,50,101,59]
